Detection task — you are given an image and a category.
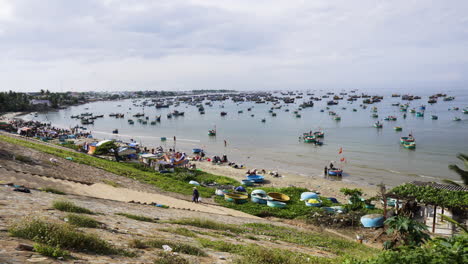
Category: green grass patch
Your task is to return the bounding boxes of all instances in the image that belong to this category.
[197,238,328,264]
[215,187,333,219]
[0,135,236,197]
[40,187,66,195]
[66,213,101,228]
[9,217,132,256]
[159,227,197,237]
[14,154,33,163]
[33,243,71,259]
[102,179,122,188]
[154,252,190,264]
[129,238,207,256]
[243,223,378,258]
[53,200,94,214]
[168,218,244,234]
[115,212,158,223]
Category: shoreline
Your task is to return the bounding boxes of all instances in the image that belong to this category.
[2,110,381,200]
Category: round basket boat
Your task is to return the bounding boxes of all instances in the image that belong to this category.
[305,198,322,207]
[300,192,318,201]
[268,192,290,203]
[360,214,384,228]
[246,174,264,183]
[251,193,268,204]
[267,200,286,208]
[224,193,248,204]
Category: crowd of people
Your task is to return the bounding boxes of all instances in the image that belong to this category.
[5,119,92,139]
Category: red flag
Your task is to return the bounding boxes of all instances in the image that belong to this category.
[340,157,345,162]
[338,147,343,154]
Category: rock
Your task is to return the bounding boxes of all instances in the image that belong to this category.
[162,245,172,252]
[16,244,34,251]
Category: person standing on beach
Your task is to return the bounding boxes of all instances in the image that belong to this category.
[192,187,199,203]
[324,166,328,176]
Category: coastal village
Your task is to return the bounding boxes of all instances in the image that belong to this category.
[0,90,467,264]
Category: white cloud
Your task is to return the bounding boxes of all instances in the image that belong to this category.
[0,0,467,92]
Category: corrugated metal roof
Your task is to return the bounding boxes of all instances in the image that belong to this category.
[410,181,468,192]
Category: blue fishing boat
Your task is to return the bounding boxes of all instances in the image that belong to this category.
[246,174,264,183]
[241,179,255,186]
[267,200,286,208]
[360,214,385,228]
[328,169,343,176]
[431,115,438,120]
[192,148,203,154]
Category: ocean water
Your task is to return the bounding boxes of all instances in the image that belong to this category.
[25,88,468,187]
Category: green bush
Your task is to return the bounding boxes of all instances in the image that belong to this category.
[115,213,157,223]
[53,200,94,214]
[345,234,468,264]
[66,213,101,228]
[94,141,118,155]
[9,217,129,255]
[33,243,71,259]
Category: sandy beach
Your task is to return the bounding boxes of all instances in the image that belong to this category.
[195,161,378,202]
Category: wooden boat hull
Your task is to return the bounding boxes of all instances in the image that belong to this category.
[224,193,248,204]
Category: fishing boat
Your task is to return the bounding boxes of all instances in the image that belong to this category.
[394,126,402,131]
[371,107,378,112]
[409,109,416,113]
[303,135,316,143]
[333,116,341,121]
[352,108,357,112]
[246,174,264,183]
[384,116,397,121]
[267,200,287,208]
[268,192,290,202]
[328,169,343,176]
[192,148,203,154]
[208,129,216,136]
[295,114,301,118]
[300,192,319,201]
[261,118,266,122]
[160,137,167,141]
[241,179,255,186]
[373,122,382,128]
[305,198,322,207]
[112,129,118,134]
[463,108,468,114]
[251,190,268,204]
[431,115,438,120]
[150,121,156,125]
[220,111,227,116]
[403,142,416,149]
[314,131,324,138]
[238,110,243,113]
[371,113,379,118]
[416,112,424,117]
[453,117,461,121]
[224,193,248,204]
[360,214,385,228]
[400,136,415,144]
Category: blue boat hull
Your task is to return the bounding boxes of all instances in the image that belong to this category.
[360,214,384,228]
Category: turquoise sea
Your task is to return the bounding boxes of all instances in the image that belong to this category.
[25,88,468,187]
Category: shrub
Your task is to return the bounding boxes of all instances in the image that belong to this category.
[9,217,128,255]
[66,214,101,228]
[115,213,157,223]
[53,200,94,214]
[40,187,66,195]
[94,141,118,155]
[33,243,71,259]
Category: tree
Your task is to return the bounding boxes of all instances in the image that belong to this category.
[384,215,430,249]
[94,141,118,155]
[445,153,468,186]
[340,188,365,211]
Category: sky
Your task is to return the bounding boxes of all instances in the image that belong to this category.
[0,0,467,92]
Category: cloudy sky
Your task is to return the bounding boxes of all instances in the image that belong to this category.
[0,0,467,92]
